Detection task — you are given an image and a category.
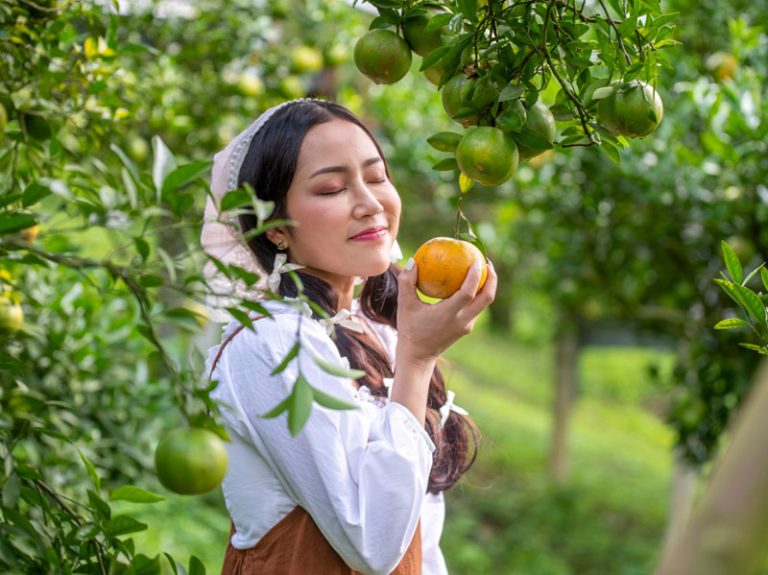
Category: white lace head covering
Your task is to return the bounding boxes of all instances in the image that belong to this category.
[200,98,402,323]
[201,98,319,321]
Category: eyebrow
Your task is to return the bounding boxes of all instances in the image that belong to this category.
[309,157,382,178]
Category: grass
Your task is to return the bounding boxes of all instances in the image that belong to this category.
[439,331,676,575]
[123,327,678,574]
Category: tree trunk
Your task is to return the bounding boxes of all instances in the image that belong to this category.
[655,360,768,575]
[549,321,579,483]
[661,452,700,551]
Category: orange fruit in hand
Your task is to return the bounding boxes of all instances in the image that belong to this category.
[413,237,488,300]
[155,427,228,495]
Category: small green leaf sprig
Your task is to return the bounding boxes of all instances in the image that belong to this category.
[714,240,768,355]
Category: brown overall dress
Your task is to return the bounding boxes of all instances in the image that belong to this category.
[211,323,423,575]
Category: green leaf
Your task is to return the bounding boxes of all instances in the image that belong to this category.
[425,12,453,31]
[601,140,622,165]
[139,274,164,288]
[151,136,177,196]
[311,387,357,411]
[106,515,148,537]
[129,554,162,575]
[426,132,463,152]
[591,86,616,101]
[432,157,459,171]
[313,356,366,379]
[514,128,554,151]
[761,267,768,292]
[718,279,767,323]
[713,318,749,330]
[22,182,50,207]
[721,240,743,284]
[122,167,139,209]
[189,556,206,575]
[271,341,301,375]
[261,396,291,419]
[733,284,767,323]
[498,85,524,102]
[111,143,141,186]
[162,553,180,575]
[220,189,251,211]
[162,160,211,195]
[2,472,21,508]
[457,0,478,22]
[0,213,37,235]
[0,192,23,209]
[134,237,150,261]
[110,485,165,504]
[78,449,101,491]
[227,307,255,331]
[241,300,272,318]
[288,375,313,436]
[743,263,766,287]
[419,45,452,71]
[495,101,527,133]
[738,343,768,354]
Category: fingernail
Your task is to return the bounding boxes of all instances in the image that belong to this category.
[405,257,415,271]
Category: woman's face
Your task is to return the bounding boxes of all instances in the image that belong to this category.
[279,119,401,289]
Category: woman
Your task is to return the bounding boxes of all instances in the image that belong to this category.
[203,99,497,575]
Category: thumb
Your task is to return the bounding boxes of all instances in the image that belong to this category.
[398,257,419,294]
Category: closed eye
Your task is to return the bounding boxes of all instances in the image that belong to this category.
[318,188,345,196]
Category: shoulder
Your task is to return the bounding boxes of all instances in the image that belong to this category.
[221,299,340,365]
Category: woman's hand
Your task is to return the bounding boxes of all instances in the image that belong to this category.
[395,257,498,366]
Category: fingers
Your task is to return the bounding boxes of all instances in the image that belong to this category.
[448,259,498,320]
[397,258,420,307]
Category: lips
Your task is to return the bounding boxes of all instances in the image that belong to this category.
[349,226,388,240]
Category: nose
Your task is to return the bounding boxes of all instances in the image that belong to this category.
[352,181,384,219]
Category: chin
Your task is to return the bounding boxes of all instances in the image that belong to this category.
[358,257,391,278]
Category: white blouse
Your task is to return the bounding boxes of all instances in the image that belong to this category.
[207,299,449,575]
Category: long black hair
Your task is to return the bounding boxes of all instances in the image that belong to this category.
[238,100,478,492]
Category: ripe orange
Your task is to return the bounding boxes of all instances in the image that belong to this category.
[456,126,519,185]
[20,224,40,242]
[413,237,488,300]
[154,427,228,495]
[598,80,664,138]
[354,29,412,85]
[705,52,737,82]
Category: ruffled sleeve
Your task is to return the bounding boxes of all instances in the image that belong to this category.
[212,309,434,575]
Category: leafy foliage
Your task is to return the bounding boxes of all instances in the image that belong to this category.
[714,240,768,354]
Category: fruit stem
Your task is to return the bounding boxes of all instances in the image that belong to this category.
[454,195,464,239]
[595,0,632,65]
[535,0,597,145]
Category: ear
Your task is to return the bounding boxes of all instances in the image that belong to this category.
[266,228,287,246]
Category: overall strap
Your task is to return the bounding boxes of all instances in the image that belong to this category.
[208,317,264,380]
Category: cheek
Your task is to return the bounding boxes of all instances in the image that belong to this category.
[387,189,402,224]
[287,198,344,240]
